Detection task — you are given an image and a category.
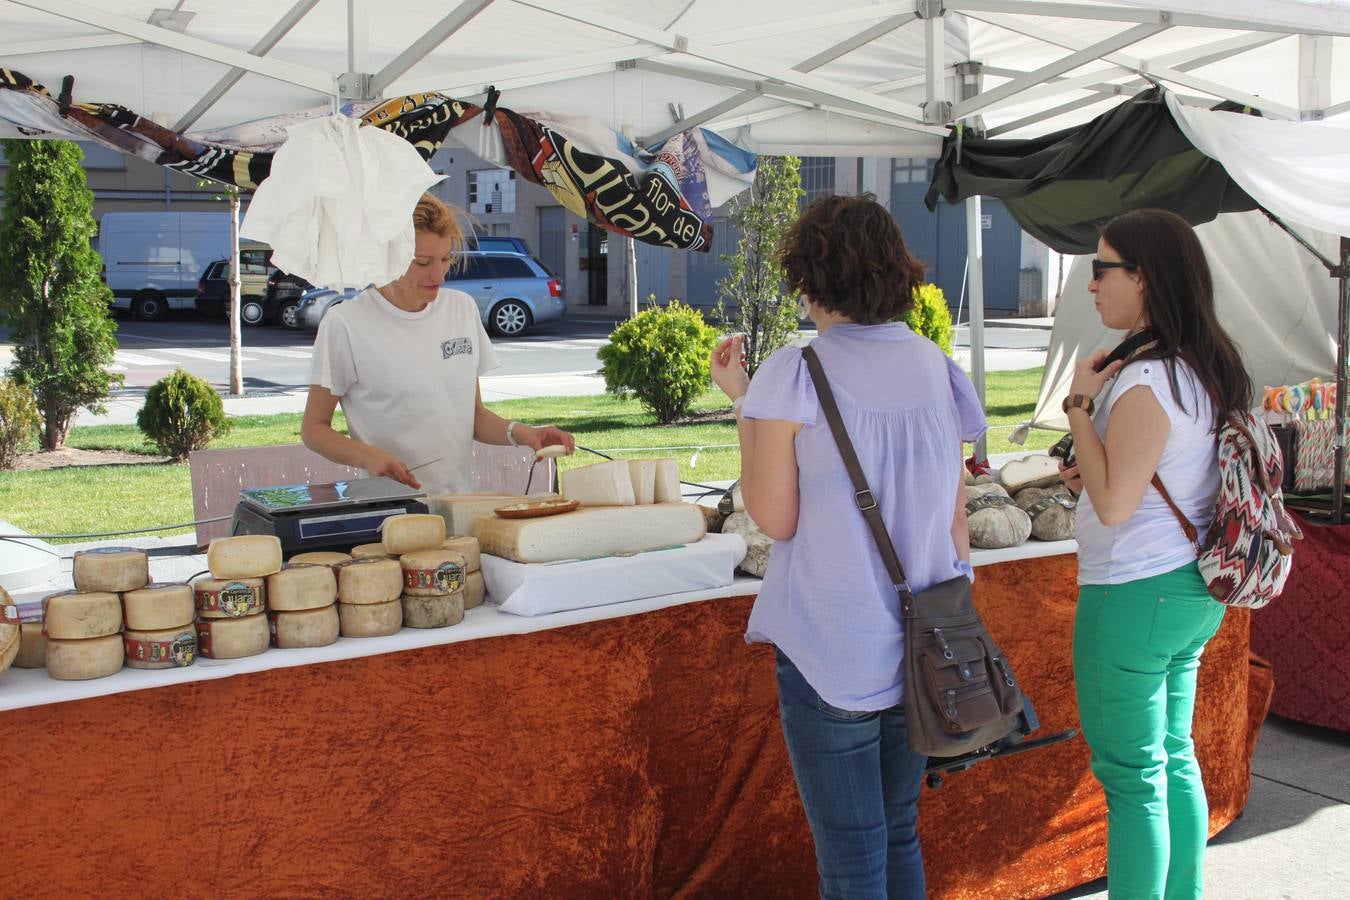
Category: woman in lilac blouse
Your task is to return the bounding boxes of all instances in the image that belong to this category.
[711,194,987,899]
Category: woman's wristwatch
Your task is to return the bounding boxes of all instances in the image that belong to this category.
[1061,394,1095,416]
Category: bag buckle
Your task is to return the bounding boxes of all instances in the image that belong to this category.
[855,489,877,511]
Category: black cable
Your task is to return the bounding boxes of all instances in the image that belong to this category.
[0,514,231,542]
[0,535,63,558]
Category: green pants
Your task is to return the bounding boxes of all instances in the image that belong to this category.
[1074,562,1226,900]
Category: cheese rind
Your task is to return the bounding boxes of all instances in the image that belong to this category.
[338,599,402,637]
[266,564,338,612]
[561,460,635,506]
[472,502,706,563]
[350,542,391,559]
[381,513,447,555]
[122,583,195,631]
[336,558,403,605]
[46,634,125,680]
[42,590,123,640]
[426,493,529,536]
[268,605,340,648]
[400,550,467,597]
[15,620,46,669]
[193,577,266,619]
[288,551,353,569]
[0,586,18,673]
[207,535,282,579]
[72,546,150,592]
[440,536,481,572]
[653,458,681,503]
[124,626,197,669]
[401,592,465,629]
[195,613,269,659]
[627,459,657,505]
[464,570,485,610]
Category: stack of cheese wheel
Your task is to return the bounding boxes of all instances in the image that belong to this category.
[123,583,197,669]
[194,535,279,659]
[40,546,149,680]
[442,535,485,610]
[384,514,467,629]
[0,586,19,674]
[335,556,403,637]
[266,563,339,649]
[288,550,352,570]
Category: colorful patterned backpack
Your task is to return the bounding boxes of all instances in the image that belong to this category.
[1154,412,1302,609]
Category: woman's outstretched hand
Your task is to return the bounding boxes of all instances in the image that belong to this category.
[711,334,750,401]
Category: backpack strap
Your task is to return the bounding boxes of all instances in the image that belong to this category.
[1151,474,1203,555]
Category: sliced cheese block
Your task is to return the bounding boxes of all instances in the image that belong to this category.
[336,558,403,605]
[72,546,149,593]
[441,536,481,572]
[464,570,485,610]
[653,458,681,503]
[42,590,123,640]
[15,620,47,669]
[401,592,465,629]
[268,605,339,649]
[46,634,125,680]
[0,586,18,673]
[195,613,269,659]
[381,513,447,555]
[472,502,706,563]
[122,583,195,631]
[207,534,283,579]
[266,564,337,612]
[193,577,266,619]
[400,550,467,598]
[350,542,391,560]
[561,460,635,507]
[425,493,529,536]
[288,551,353,569]
[124,626,197,669]
[627,459,657,505]
[998,454,1062,494]
[338,599,402,637]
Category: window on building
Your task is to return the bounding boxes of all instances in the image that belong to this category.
[467,168,516,214]
[891,157,932,186]
[799,157,836,206]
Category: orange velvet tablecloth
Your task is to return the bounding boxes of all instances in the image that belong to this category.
[3,552,1269,899]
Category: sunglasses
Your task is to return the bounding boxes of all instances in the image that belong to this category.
[1091,258,1138,281]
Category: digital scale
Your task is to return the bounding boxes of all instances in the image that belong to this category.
[230,476,429,555]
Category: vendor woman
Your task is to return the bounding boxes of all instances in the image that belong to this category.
[302,192,574,493]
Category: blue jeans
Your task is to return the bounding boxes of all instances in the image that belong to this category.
[775,648,928,900]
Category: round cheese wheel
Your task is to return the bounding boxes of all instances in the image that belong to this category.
[401,592,465,629]
[338,599,402,638]
[14,620,47,669]
[287,551,352,569]
[122,582,195,631]
[440,536,481,573]
[195,613,269,659]
[400,550,467,598]
[42,590,123,639]
[193,577,266,618]
[266,564,337,612]
[464,570,486,611]
[207,534,283,579]
[381,513,446,555]
[124,626,197,669]
[1,586,18,674]
[72,546,150,592]
[336,558,403,605]
[350,542,391,559]
[46,634,124,680]
[268,604,339,649]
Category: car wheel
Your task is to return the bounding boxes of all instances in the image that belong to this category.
[131,291,168,322]
[489,300,532,337]
[241,298,267,326]
[277,299,301,329]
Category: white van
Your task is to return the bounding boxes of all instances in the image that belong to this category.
[98,211,231,320]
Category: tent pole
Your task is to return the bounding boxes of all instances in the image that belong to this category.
[1333,236,1349,522]
[965,194,987,460]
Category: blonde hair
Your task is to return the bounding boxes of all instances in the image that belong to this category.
[413,192,464,250]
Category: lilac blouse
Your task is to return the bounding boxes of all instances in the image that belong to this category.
[742,323,988,711]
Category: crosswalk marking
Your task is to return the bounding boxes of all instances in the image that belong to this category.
[158,348,239,362]
[114,351,169,366]
[247,347,313,359]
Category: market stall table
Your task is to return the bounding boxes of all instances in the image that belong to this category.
[1,540,1269,899]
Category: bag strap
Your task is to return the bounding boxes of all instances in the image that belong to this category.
[801,346,914,602]
[1150,474,1202,555]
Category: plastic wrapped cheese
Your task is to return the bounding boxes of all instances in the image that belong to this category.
[472,502,706,563]
[195,613,269,659]
[193,577,266,619]
[336,558,403,605]
[207,535,283,579]
[42,590,123,639]
[268,605,340,649]
[381,513,446,555]
[266,564,338,611]
[46,634,125,680]
[401,592,465,629]
[561,460,635,506]
[124,626,197,669]
[339,599,402,637]
[72,546,149,592]
[122,583,195,631]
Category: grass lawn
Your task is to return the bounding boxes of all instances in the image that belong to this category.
[1,368,1059,543]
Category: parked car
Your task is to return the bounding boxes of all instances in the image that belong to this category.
[99,211,230,320]
[296,285,364,330]
[195,245,309,327]
[266,269,313,328]
[466,234,532,255]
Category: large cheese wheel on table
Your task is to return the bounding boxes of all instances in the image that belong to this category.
[269,605,339,648]
[401,592,465,629]
[440,536,481,572]
[122,583,195,631]
[266,564,338,611]
[193,577,266,619]
[472,502,706,564]
[195,613,269,659]
[124,626,197,669]
[464,571,485,610]
[336,558,403,605]
[42,590,123,639]
[207,534,282,579]
[72,546,149,592]
[381,513,446,555]
[46,634,124,680]
[339,599,402,637]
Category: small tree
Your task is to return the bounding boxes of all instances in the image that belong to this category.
[714,155,804,377]
[598,298,719,424]
[0,139,122,449]
[137,369,231,462]
[0,378,39,470]
[905,283,955,355]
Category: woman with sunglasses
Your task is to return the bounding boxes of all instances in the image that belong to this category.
[1058,208,1251,899]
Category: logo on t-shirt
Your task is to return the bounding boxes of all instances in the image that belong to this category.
[441,337,473,359]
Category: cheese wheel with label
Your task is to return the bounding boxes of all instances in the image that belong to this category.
[562,460,636,506]
[440,536,481,572]
[195,613,269,659]
[350,542,391,559]
[207,534,283,579]
[122,583,195,631]
[400,550,467,597]
[193,577,266,618]
[266,564,337,612]
[401,592,465,629]
[472,502,706,563]
[15,619,47,669]
[336,558,403,605]
[72,546,150,592]
[653,458,681,503]
[381,513,447,555]
[124,626,197,669]
[0,586,18,673]
[338,599,402,637]
[464,570,486,610]
[42,590,123,639]
[288,551,352,569]
[46,634,124,680]
[268,605,339,649]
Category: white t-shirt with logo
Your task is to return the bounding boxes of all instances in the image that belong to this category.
[1075,357,1219,585]
[309,287,499,495]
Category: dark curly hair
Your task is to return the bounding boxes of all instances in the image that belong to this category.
[778,194,926,324]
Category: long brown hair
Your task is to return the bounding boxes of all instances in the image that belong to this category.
[1100,208,1251,429]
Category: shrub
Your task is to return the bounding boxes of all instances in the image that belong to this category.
[905,282,954,355]
[0,378,39,469]
[598,298,720,424]
[136,369,231,461]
